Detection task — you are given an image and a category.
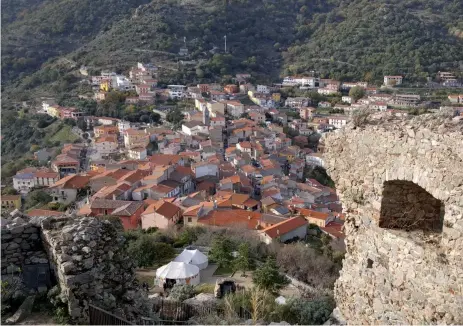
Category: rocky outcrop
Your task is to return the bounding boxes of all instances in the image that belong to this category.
[324,115,463,324]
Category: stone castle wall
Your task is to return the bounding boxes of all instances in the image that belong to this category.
[1,218,48,276]
[1,214,152,324]
[324,115,463,324]
[41,216,152,324]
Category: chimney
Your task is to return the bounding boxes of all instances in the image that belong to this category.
[277,229,280,235]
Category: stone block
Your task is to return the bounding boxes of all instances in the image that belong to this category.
[61,261,75,275]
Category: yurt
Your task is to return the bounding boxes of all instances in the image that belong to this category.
[155,262,200,287]
[173,249,209,270]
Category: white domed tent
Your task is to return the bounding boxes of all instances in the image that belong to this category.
[173,249,209,270]
[155,262,200,287]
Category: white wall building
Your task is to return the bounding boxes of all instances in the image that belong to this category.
[383,75,403,86]
[328,116,348,129]
[128,148,147,160]
[168,85,187,99]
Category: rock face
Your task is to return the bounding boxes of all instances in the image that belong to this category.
[41,216,152,324]
[324,115,463,324]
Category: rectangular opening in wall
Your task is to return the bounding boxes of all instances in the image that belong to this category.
[379,180,444,233]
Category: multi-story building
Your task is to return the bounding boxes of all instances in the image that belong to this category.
[225,101,244,118]
[285,97,310,108]
[168,85,187,99]
[328,116,349,129]
[124,129,149,150]
[95,135,118,157]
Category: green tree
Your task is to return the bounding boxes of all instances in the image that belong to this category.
[348,86,365,102]
[2,187,18,195]
[209,236,234,268]
[166,108,185,127]
[127,235,175,268]
[234,243,252,276]
[252,258,289,294]
[24,189,52,210]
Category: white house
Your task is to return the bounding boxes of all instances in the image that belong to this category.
[318,88,338,95]
[128,147,147,160]
[95,136,118,157]
[342,96,353,104]
[168,85,187,99]
[182,121,209,136]
[306,153,325,167]
[328,116,348,129]
[383,75,403,86]
[225,101,244,118]
[118,120,131,134]
[192,162,219,179]
[259,217,308,244]
[13,171,36,194]
[257,85,270,94]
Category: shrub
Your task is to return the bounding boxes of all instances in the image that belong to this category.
[273,296,335,325]
[169,284,196,302]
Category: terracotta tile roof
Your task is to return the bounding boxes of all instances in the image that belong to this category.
[117,169,150,184]
[183,204,202,216]
[112,201,144,216]
[320,222,345,239]
[262,187,281,198]
[49,175,90,189]
[77,204,92,216]
[91,199,143,216]
[53,154,79,165]
[241,165,256,173]
[150,184,174,194]
[26,209,63,217]
[297,208,330,221]
[261,216,307,239]
[199,209,262,229]
[243,198,260,207]
[149,154,182,166]
[2,195,21,201]
[34,171,59,179]
[221,175,240,185]
[142,200,181,219]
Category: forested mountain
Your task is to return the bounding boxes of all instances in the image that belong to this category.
[2,0,462,89]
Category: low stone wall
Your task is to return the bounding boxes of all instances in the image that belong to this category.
[1,218,48,276]
[40,216,153,324]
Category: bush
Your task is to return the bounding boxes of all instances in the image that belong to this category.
[169,284,196,302]
[194,283,215,295]
[127,235,175,268]
[273,296,335,325]
[276,243,340,289]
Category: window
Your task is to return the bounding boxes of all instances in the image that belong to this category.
[379,180,443,232]
[187,217,192,223]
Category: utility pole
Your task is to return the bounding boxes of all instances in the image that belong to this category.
[224,35,227,53]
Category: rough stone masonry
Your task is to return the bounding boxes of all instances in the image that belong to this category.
[1,214,152,324]
[324,114,463,324]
